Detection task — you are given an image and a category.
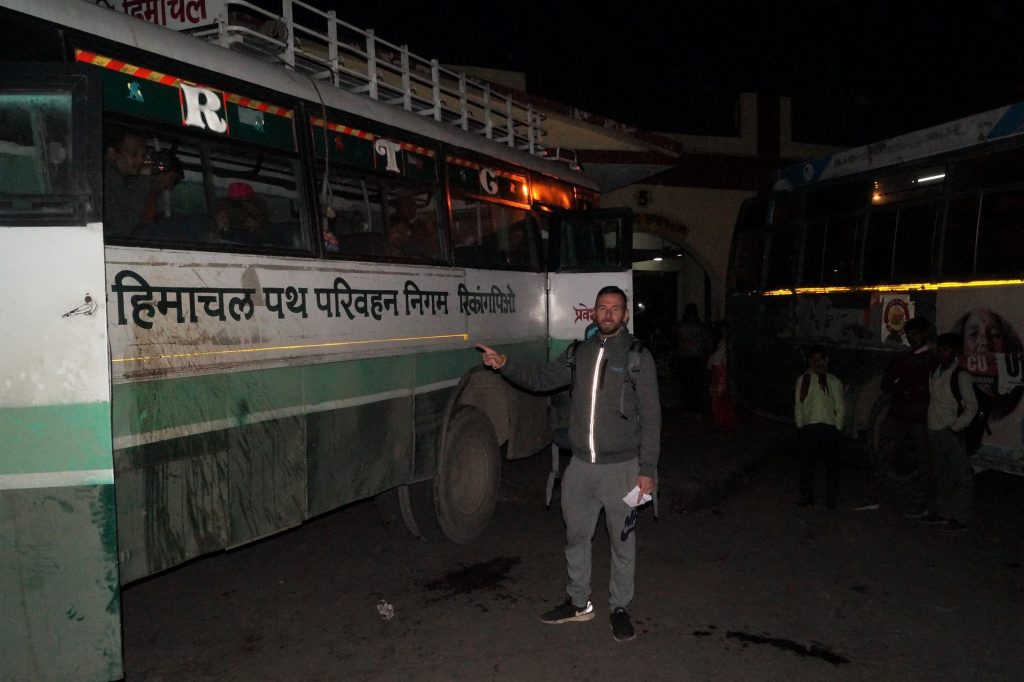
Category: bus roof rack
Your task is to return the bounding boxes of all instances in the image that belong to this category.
[188,0,547,157]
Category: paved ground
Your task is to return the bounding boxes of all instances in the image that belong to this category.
[121,410,1024,681]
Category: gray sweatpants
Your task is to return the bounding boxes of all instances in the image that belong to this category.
[560,456,640,611]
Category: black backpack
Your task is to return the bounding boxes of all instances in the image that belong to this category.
[950,366,990,454]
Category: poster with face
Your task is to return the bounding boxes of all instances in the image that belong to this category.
[937,290,1024,473]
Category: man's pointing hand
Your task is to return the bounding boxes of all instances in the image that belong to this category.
[475,343,507,370]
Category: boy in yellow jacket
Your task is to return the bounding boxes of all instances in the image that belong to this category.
[795,345,845,509]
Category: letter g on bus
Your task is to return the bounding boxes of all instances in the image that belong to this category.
[180,83,228,134]
[479,168,498,195]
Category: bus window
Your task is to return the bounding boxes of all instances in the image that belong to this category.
[105,126,308,251]
[942,196,980,278]
[321,173,444,262]
[208,145,307,250]
[0,89,96,226]
[976,188,1024,277]
[802,220,826,284]
[765,223,799,288]
[822,214,858,283]
[451,196,538,269]
[892,203,937,281]
[382,185,443,261]
[870,167,945,205]
[862,209,897,282]
[950,147,1024,192]
[0,92,71,195]
[806,181,869,218]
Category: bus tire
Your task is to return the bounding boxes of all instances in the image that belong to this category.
[408,408,501,543]
[373,487,418,538]
[867,395,916,481]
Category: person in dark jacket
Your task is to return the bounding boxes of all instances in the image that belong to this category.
[853,317,937,513]
[476,285,661,642]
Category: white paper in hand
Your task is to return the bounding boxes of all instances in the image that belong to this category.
[623,485,652,508]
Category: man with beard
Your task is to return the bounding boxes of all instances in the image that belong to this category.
[476,285,661,642]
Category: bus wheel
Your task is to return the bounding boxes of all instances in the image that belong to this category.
[373,486,418,538]
[868,395,916,481]
[409,408,501,543]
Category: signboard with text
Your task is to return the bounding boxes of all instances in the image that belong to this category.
[92,0,224,31]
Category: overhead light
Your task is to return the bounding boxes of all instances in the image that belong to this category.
[916,173,945,183]
[653,257,663,262]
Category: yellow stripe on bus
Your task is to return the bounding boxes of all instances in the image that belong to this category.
[112,333,470,363]
[762,279,1024,296]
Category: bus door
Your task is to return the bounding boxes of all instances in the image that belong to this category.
[547,208,634,359]
[0,66,121,680]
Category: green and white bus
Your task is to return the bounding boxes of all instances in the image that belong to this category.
[0,1,632,678]
[727,99,1024,482]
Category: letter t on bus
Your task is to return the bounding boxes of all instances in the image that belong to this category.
[180,83,228,134]
[373,139,402,173]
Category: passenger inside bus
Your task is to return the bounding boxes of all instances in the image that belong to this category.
[387,194,436,259]
[103,128,181,237]
[213,182,273,245]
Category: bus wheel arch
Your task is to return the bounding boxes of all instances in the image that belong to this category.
[446,366,511,449]
[406,407,501,543]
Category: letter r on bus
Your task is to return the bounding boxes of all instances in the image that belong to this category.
[180,83,228,134]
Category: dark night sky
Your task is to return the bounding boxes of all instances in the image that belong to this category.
[305,1,1024,146]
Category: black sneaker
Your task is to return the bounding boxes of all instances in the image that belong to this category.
[541,598,594,624]
[610,607,635,641]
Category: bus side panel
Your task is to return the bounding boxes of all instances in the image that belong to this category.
[226,367,307,546]
[0,484,121,681]
[228,416,307,547]
[307,397,414,516]
[114,432,228,583]
[728,291,928,432]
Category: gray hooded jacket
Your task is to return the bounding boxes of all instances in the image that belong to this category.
[500,330,661,477]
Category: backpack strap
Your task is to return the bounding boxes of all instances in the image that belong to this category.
[950,366,964,417]
[565,340,581,395]
[626,339,644,388]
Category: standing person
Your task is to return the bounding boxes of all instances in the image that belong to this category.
[794,345,845,509]
[476,285,660,642]
[707,324,736,431]
[853,317,937,513]
[675,302,711,415]
[926,333,978,532]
